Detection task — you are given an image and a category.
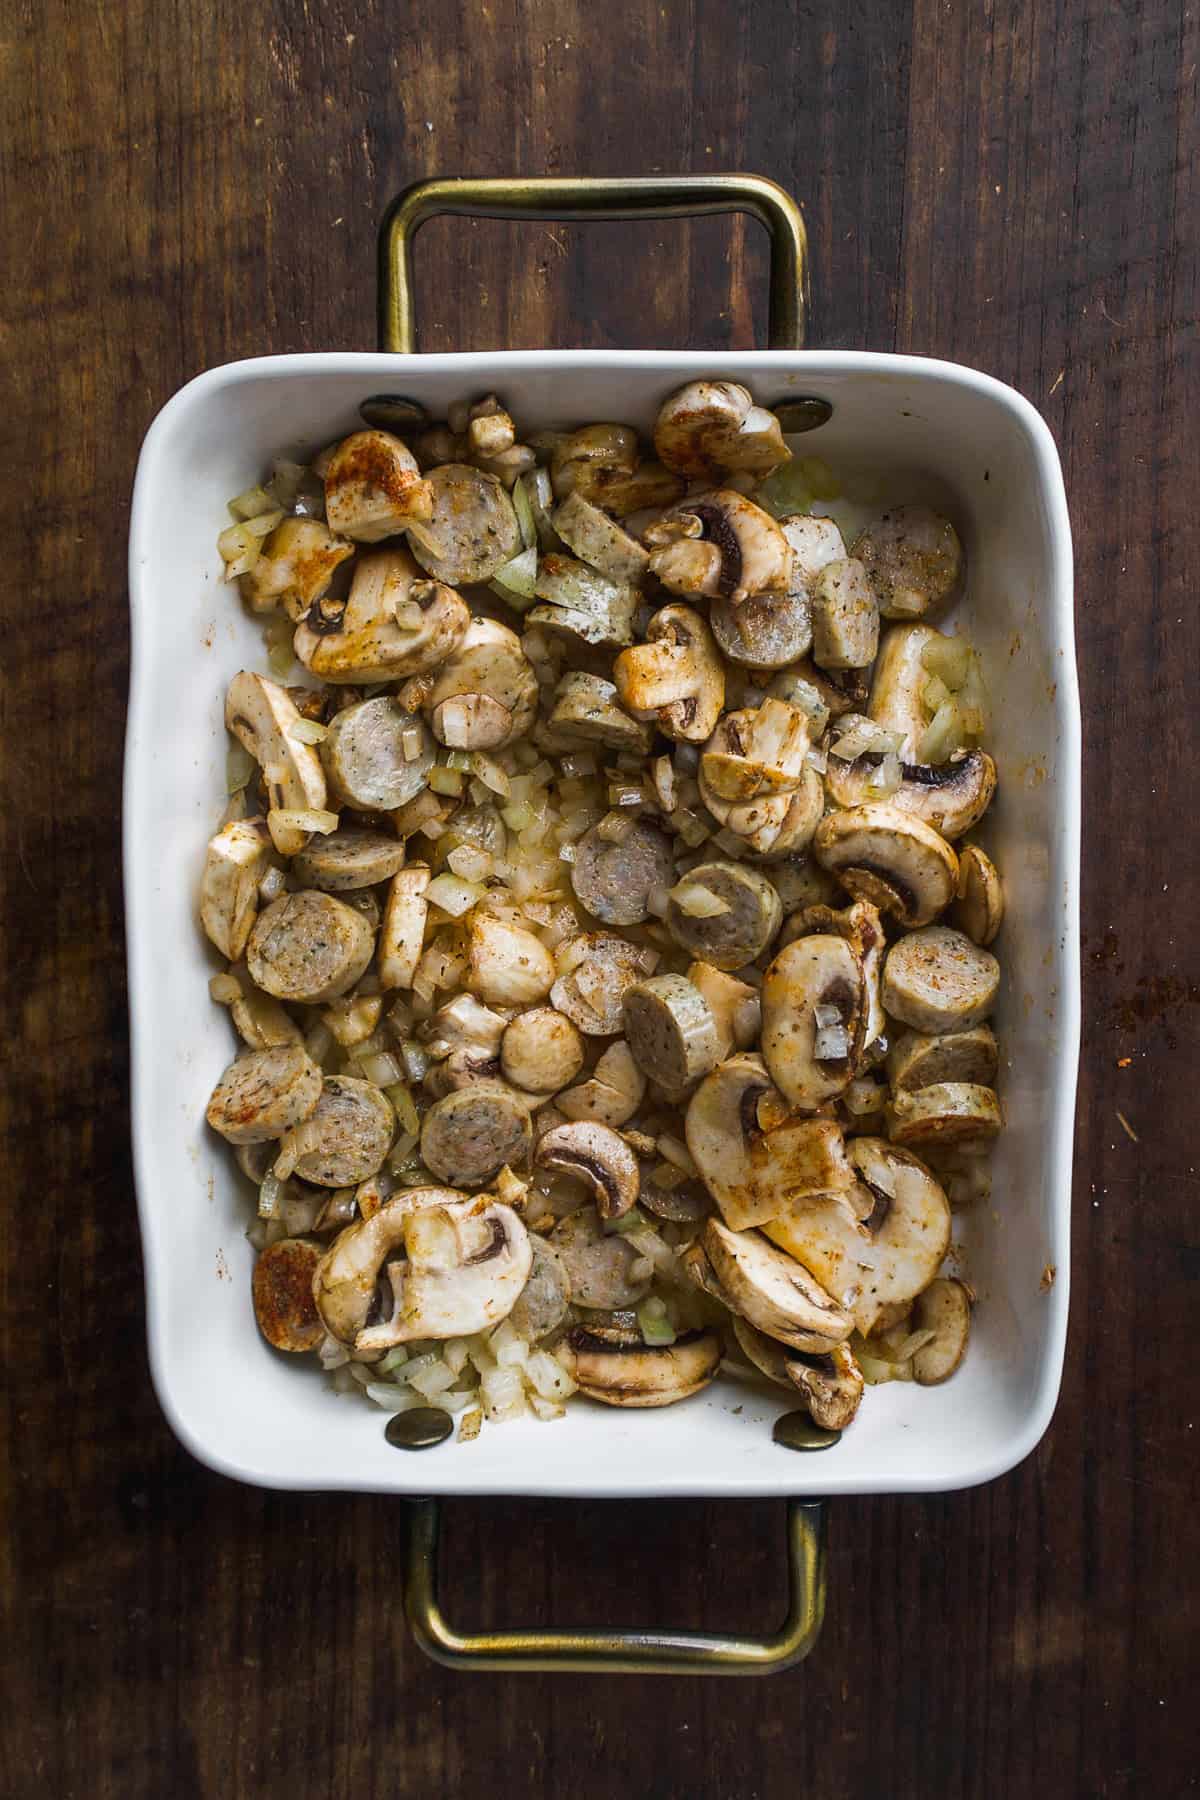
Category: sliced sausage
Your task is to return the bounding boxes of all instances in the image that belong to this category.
[419,1079,533,1187]
[246,890,375,1004]
[881,925,999,1033]
[323,695,435,811]
[853,506,964,621]
[501,1009,586,1095]
[571,820,675,927]
[887,1024,999,1092]
[622,974,721,1091]
[285,1076,395,1186]
[292,829,406,891]
[665,861,782,970]
[407,463,522,586]
[206,1043,323,1144]
[549,1205,652,1309]
[508,1236,571,1341]
[252,1238,324,1352]
[709,589,812,670]
[810,558,880,670]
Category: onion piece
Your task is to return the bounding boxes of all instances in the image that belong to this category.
[813,1023,850,1061]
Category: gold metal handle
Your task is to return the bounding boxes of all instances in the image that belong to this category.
[378,174,808,355]
[403,1497,826,1675]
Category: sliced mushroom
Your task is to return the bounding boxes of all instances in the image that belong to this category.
[886,1082,1002,1151]
[810,558,880,670]
[814,803,959,928]
[528,554,639,648]
[324,429,433,542]
[781,899,886,1050]
[622,974,721,1091]
[552,490,649,582]
[686,962,760,1060]
[536,1120,640,1221]
[698,709,823,859]
[292,828,406,891]
[405,462,522,586]
[252,1238,325,1352]
[762,1137,951,1334]
[557,1039,646,1127]
[646,534,724,598]
[509,1236,571,1341]
[424,618,538,750]
[420,1080,533,1187]
[567,460,685,516]
[613,603,725,743]
[550,934,649,1034]
[699,698,813,803]
[205,1043,323,1144]
[769,857,844,913]
[567,1325,722,1408]
[953,843,1004,945]
[378,866,430,991]
[761,934,866,1111]
[426,992,508,1056]
[702,1219,852,1349]
[311,1186,444,1343]
[652,490,792,602]
[910,1278,972,1383]
[225,671,328,857]
[570,819,674,929]
[321,695,434,811]
[853,505,964,620]
[867,622,943,758]
[241,517,355,620]
[881,925,999,1032]
[824,747,997,841]
[652,380,790,480]
[423,1042,504,1098]
[550,423,639,499]
[684,1054,855,1230]
[500,1008,586,1095]
[548,672,653,753]
[731,1320,865,1429]
[549,1204,651,1309]
[246,890,375,1004]
[199,817,273,960]
[276,1076,395,1186]
[361,1194,532,1349]
[294,547,469,685]
[464,913,556,1007]
[887,1024,999,1092]
[666,862,782,971]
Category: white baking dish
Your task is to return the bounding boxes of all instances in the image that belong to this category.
[127,340,1078,1506]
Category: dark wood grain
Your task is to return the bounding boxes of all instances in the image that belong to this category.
[1,0,1196,1794]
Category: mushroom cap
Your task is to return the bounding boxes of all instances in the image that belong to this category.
[762,1137,951,1334]
[293,547,469,684]
[324,429,433,542]
[814,802,959,927]
[426,617,538,750]
[702,1218,852,1350]
[652,381,790,480]
[381,1195,532,1345]
[311,1186,466,1344]
[911,1278,972,1383]
[613,603,725,743]
[825,748,997,841]
[224,671,328,857]
[200,817,273,962]
[684,1053,856,1229]
[567,1326,722,1408]
[682,489,794,602]
[761,933,867,1110]
[952,843,1005,945]
[536,1120,640,1220]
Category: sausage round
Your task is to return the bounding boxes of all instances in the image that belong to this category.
[322,696,435,811]
[419,1080,533,1188]
[206,1044,323,1144]
[665,861,783,970]
[287,1076,396,1186]
[571,820,674,927]
[246,890,375,1004]
[292,829,407,891]
[252,1238,325,1352]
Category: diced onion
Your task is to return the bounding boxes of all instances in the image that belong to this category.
[269,806,338,836]
[400,1040,430,1082]
[493,545,539,601]
[447,844,494,882]
[257,1173,283,1220]
[470,752,511,797]
[917,698,967,764]
[209,972,242,1005]
[425,873,483,917]
[228,485,279,521]
[813,1023,850,1061]
[429,765,465,797]
[393,600,426,631]
[226,745,256,793]
[637,1304,677,1346]
[290,717,328,745]
[844,1077,885,1115]
[358,1051,403,1088]
[670,882,731,919]
[920,635,973,690]
[657,1134,698,1177]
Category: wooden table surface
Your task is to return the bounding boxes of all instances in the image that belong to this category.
[2,1,1196,1794]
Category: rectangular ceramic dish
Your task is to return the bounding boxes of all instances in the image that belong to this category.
[126,177,1079,1671]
